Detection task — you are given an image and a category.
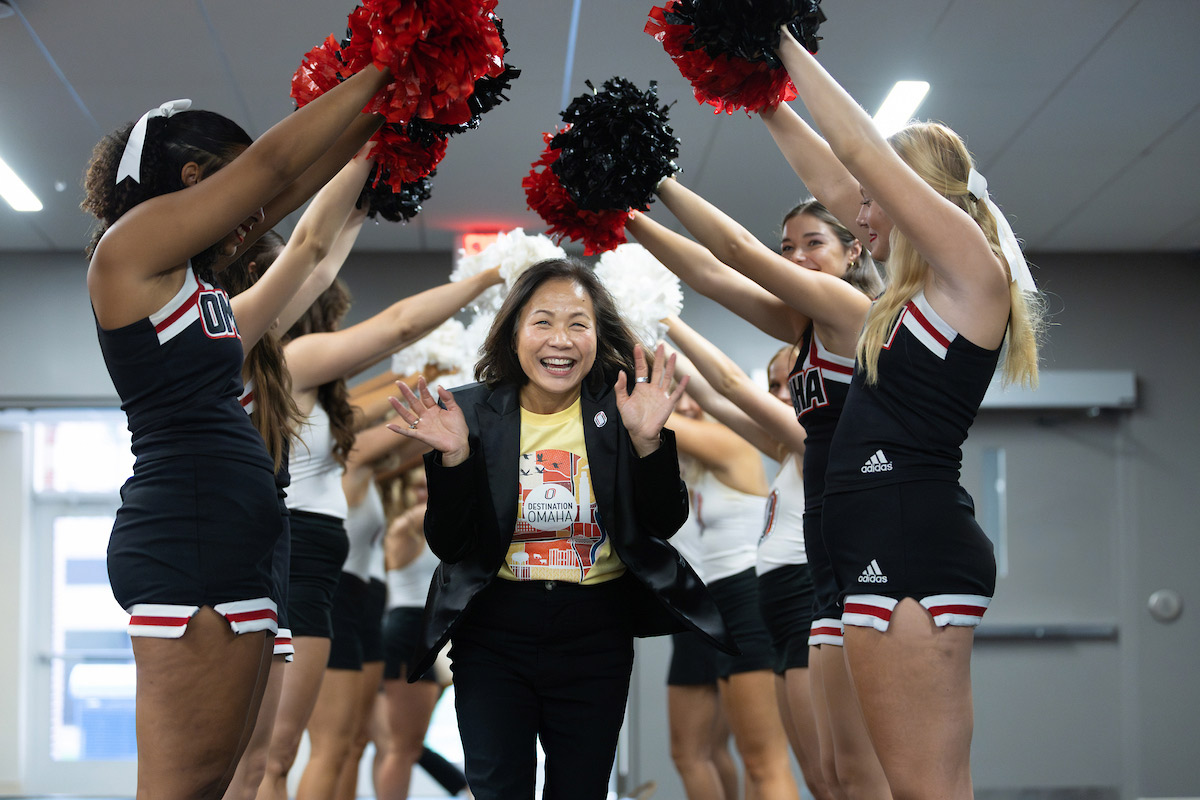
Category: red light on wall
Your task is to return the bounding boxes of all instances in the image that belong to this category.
[461,232,500,255]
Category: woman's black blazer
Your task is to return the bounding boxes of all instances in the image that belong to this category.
[408,379,736,680]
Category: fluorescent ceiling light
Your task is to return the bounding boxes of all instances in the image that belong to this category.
[873,81,930,137]
[0,155,43,212]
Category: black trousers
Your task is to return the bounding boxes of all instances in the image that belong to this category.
[450,576,635,800]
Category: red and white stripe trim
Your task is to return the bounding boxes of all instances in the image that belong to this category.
[150,266,207,345]
[213,598,279,635]
[274,627,295,659]
[809,334,854,385]
[884,291,957,360]
[127,603,201,638]
[920,593,990,627]
[239,380,256,415]
[843,595,897,632]
[808,617,844,647]
[127,598,278,638]
[843,593,991,632]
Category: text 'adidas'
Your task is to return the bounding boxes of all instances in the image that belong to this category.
[860,449,893,474]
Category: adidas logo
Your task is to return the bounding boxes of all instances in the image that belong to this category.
[859,559,889,584]
[860,449,893,473]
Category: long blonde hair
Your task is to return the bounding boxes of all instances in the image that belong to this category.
[857,122,1043,387]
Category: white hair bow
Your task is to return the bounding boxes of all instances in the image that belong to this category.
[967,168,1036,293]
[115,99,193,185]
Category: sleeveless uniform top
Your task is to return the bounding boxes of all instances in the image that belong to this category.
[97,265,270,471]
[368,526,387,582]
[287,402,348,518]
[692,470,764,584]
[756,454,807,576]
[344,480,386,581]
[386,544,441,610]
[788,325,854,513]
[825,291,1000,494]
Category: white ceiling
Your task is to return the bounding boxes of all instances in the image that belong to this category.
[1,0,1198,257]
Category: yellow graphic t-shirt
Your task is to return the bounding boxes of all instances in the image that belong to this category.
[498,397,626,584]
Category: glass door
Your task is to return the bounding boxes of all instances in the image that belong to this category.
[23,412,138,795]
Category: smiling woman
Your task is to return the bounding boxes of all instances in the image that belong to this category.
[513,277,599,414]
[386,257,736,800]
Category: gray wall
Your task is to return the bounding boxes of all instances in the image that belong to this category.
[0,249,1197,798]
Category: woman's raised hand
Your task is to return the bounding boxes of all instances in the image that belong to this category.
[615,342,689,457]
[387,377,471,467]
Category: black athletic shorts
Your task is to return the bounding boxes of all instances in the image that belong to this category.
[383,606,436,683]
[667,630,720,686]
[328,570,370,670]
[109,454,281,638]
[286,510,350,639]
[708,568,775,678]
[757,564,815,672]
[824,480,995,631]
[362,577,386,664]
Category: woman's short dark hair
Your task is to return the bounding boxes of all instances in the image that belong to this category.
[475,258,644,391]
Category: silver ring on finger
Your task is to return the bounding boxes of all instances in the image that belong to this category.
[409,418,420,430]
[635,376,651,383]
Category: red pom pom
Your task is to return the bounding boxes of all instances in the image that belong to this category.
[291,35,348,109]
[371,126,448,188]
[342,0,506,126]
[646,4,797,115]
[523,132,631,256]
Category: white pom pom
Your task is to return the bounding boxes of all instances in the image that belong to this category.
[594,243,683,348]
[452,228,566,315]
[390,318,467,376]
[460,310,495,374]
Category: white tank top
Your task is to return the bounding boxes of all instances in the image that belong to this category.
[756,454,807,575]
[671,506,705,583]
[693,470,764,583]
[344,480,386,581]
[386,545,440,610]
[287,402,348,518]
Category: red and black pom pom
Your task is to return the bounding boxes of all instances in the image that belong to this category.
[339,0,508,126]
[523,131,632,257]
[291,35,349,110]
[550,77,679,214]
[370,123,448,190]
[646,0,825,114]
[358,167,433,223]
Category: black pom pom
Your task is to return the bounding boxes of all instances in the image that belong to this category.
[549,77,680,213]
[662,0,826,66]
[358,167,434,223]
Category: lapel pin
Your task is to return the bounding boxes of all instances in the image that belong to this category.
[594,411,607,428]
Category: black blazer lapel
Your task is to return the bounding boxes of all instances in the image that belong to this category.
[582,382,619,529]
[478,384,521,544]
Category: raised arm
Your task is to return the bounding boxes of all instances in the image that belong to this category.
[231,151,375,352]
[92,65,389,284]
[775,29,1009,327]
[285,267,503,394]
[669,347,788,463]
[626,211,808,343]
[759,101,867,247]
[654,176,870,345]
[345,420,427,479]
[270,205,368,339]
[668,410,769,497]
[666,316,807,459]
[350,370,411,426]
[384,502,427,572]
